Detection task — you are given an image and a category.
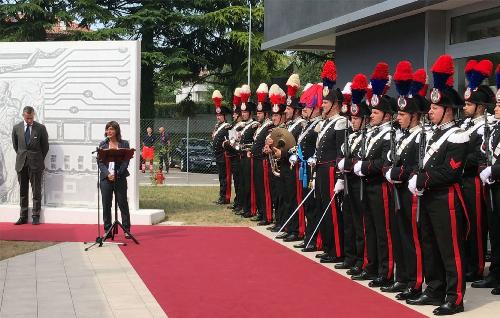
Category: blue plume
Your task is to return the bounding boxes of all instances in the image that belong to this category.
[370,78,387,96]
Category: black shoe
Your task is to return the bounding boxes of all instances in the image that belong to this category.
[334,262,352,270]
[433,301,464,315]
[492,286,500,295]
[301,245,317,252]
[270,227,280,233]
[465,272,483,282]
[125,232,132,239]
[320,255,344,263]
[471,276,499,288]
[257,221,270,226]
[351,270,377,281]
[32,216,40,225]
[380,281,407,293]
[276,232,288,239]
[235,210,245,215]
[315,252,329,259]
[396,288,422,301]
[242,213,253,218]
[14,217,28,225]
[406,293,443,306]
[266,225,276,231]
[293,242,306,249]
[368,277,393,288]
[283,234,302,242]
[103,231,113,240]
[250,216,262,222]
[346,266,362,276]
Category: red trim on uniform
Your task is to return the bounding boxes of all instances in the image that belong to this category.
[263,159,273,222]
[411,195,423,290]
[453,183,470,239]
[250,157,256,216]
[474,176,485,275]
[316,231,323,250]
[362,215,369,270]
[329,166,342,257]
[382,182,394,280]
[448,186,464,305]
[224,152,232,202]
[296,165,306,237]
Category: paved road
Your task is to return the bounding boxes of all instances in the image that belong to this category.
[138,167,218,186]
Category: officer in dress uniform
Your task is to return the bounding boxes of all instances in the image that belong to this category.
[291,83,324,252]
[276,74,307,242]
[406,55,468,316]
[352,63,395,288]
[460,59,495,282]
[250,83,274,225]
[384,63,429,300]
[225,87,243,212]
[211,90,233,205]
[474,63,500,295]
[309,60,347,264]
[337,75,369,276]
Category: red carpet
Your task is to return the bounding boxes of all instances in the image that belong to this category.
[0,223,425,318]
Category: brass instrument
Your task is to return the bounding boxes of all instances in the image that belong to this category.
[268,128,296,177]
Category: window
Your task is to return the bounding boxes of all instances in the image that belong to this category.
[454,52,500,96]
[78,156,84,170]
[64,155,70,170]
[450,6,500,44]
[51,155,57,170]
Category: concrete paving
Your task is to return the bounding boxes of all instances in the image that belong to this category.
[252,226,500,318]
[0,243,167,318]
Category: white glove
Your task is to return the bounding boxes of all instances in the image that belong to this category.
[289,154,298,166]
[408,175,423,196]
[353,161,364,176]
[334,179,345,194]
[310,178,315,190]
[338,158,345,172]
[307,157,317,167]
[385,169,393,184]
[480,166,493,184]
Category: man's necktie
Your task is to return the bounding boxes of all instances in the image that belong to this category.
[24,124,31,145]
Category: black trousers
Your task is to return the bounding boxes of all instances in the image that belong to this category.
[393,184,424,290]
[420,185,466,304]
[274,161,292,228]
[216,156,231,203]
[230,155,242,208]
[316,164,343,258]
[240,155,253,214]
[158,152,169,172]
[18,165,43,217]
[253,158,273,222]
[283,164,302,236]
[343,176,366,268]
[485,183,500,281]
[100,177,131,231]
[461,176,487,277]
[363,181,394,279]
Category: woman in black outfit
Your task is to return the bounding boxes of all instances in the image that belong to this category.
[98,121,132,238]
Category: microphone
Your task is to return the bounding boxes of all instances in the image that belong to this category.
[92,137,110,154]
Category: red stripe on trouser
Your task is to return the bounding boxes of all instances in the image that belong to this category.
[453,184,470,239]
[382,183,394,280]
[474,176,485,275]
[329,167,342,257]
[448,186,464,305]
[263,160,272,222]
[250,157,256,216]
[316,231,323,250]
[362,215,368,270]
[411,195,423,290]
[224,152,232,202]
[296,165,305,237]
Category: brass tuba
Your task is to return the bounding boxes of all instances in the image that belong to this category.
[268,127,296,177]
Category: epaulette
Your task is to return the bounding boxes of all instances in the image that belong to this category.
[477,126,484,136]
[334,118,347,130]
[448,129,470,144]
[314,121,324,133]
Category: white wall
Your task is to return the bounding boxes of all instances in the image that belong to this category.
[0,41,140,212]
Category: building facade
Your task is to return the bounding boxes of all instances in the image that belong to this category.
[263,0,500,92]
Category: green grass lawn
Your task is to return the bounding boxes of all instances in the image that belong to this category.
[0,241,57,261]
[139,186,255,226]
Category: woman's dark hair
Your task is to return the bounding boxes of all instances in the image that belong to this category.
[104,121,122,142]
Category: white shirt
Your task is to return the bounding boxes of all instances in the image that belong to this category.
[23,121,32,135]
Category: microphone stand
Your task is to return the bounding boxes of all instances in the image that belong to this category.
[84,146,125,251]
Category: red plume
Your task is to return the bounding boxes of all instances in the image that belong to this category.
[366,86,373,105]
[351,74,368,90]
[212,98,222,107]
[431,55,454,75]
[321,61,337,81]
[233,96,241,106]
[371,62,389,80]
[287,86,298,97]
[257,92,267,103]
[413,69,426,84]
[475,59,493,77]
[269,94,281,105]
[465,60,477,74]
[497,64,500,74]
[446,75,454,87]
[394,61,413,81]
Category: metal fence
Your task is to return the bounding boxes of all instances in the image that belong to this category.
[139,116,218,186]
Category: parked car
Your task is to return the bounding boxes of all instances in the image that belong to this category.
[171,138,217,173]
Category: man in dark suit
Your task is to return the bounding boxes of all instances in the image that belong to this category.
[11,106,49,225]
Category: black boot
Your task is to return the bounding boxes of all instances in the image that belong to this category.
[433,301,464,315]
